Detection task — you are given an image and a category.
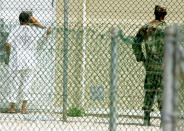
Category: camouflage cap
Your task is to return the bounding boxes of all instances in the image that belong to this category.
[154,4,167,13]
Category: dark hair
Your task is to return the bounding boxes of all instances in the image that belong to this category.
[19,12,31,24]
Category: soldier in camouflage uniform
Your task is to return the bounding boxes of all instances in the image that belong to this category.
[132,5,167,126]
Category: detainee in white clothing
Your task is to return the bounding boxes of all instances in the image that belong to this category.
[8,70,34,103]
[6,11,51,113]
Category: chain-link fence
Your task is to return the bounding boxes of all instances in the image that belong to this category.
[0,0,184,131]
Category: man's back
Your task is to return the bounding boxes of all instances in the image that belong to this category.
[7,25,47,70]
[139,20,167,72]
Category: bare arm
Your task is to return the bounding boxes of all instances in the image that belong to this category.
[30,17,45,28]
[6,43,10,56]
[5,43,10,64]
[30,17,51,35]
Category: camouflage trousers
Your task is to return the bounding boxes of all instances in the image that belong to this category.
[142,71,163,114]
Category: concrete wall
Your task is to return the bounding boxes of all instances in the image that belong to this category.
[55,0,184,115]
[56,0,184,26]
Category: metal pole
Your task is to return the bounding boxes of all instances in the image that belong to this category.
[81,0,86,107]
[172,24,179,131]
[163,24,179,131]
[109,28,118,131]
[63,0,69,122]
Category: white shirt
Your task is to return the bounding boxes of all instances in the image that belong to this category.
[7,25,47,70]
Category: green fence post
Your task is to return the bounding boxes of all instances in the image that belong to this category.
[109,28,119,131]
[63,0,69,122]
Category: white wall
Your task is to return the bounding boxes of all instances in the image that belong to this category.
[0,0,55,24]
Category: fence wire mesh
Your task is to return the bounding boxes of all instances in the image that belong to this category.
[0,0,184,131]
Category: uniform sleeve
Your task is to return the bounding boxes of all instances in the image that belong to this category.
[132,27,146,62]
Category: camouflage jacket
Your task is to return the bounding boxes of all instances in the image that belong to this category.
[132,20,168,72]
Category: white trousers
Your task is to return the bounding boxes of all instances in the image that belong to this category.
[8,69,34,103]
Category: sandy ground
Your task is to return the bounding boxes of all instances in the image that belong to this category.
[0,121,161,131]
[0,113,161,131]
